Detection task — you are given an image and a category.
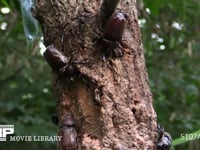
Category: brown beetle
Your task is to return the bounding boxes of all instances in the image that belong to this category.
[43,45,78,78]
[103,12,125,42]
[44,45,67,73]
[58,114,78,150]
[102,12,126,58]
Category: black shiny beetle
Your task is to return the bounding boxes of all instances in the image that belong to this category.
[43,45,78,78]
[58,114,78,150]
[157,124,172,150]
[102,11,126,58]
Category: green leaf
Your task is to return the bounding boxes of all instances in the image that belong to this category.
[0,0,9,7]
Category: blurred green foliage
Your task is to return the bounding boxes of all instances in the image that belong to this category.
[0,1,56,149]
[0,0,200,149]
[140,0,200,149]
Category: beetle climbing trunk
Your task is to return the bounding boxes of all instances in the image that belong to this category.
[35,0,158,149]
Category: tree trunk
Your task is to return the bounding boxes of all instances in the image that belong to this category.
[35,0,157,149]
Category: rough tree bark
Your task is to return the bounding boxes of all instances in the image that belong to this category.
[35,0,157,149]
